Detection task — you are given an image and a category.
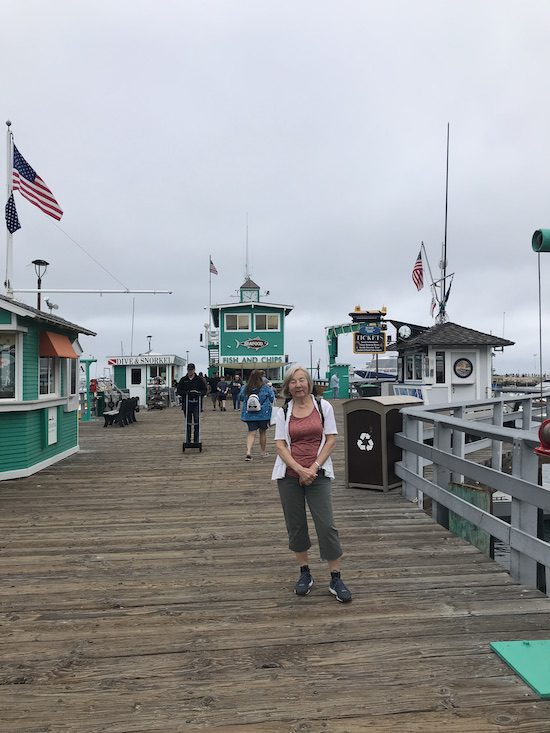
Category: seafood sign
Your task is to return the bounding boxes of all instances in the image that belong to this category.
[235,338,269,351]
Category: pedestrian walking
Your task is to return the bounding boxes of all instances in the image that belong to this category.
[198,372,208,411]
[217,375,229,411]
[230,374,242,410]
[177,364,207,445]
[208,373,219,410]
[271,365,351,603]
[239,369,274,461]
[330,372,340,399]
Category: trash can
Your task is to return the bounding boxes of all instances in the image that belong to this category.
[343,396,423,491]
[96,393,105,417]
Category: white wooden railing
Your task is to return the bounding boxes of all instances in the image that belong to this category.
[395,396,550,594]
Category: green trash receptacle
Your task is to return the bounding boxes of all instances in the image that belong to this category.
[343,396,423,491]
[96,393,105,417]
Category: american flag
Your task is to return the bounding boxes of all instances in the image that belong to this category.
[209,257,218,275]
[5,193,21,234]
[412,250,423,291]
[12,146,63,221]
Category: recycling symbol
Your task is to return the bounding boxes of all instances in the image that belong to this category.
[357,432,374,451]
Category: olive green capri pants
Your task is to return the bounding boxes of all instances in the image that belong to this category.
[277,473,342,561]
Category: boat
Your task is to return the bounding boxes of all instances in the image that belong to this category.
[352,356,398,383]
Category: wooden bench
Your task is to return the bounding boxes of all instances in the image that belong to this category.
[103,397,139,427]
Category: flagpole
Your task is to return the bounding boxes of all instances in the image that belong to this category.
[5,120,13,297]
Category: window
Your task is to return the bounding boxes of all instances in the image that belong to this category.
[70,359,78,395]
[0,334,16,399]
[414,355,423,381]
[254,314,279,331]
[397,357,403,382]
[436,351,445,384]
[131,368,142,385]
[150,366,167,381]
[39,357,56,395]
[225,314,250,331]
[405,354,422,381]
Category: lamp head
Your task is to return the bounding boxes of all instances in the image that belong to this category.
[32,259,49,277]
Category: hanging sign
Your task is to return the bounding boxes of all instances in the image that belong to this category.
[353,332,386,354]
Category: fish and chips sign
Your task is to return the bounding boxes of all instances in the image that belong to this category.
[220,355,283,364]
[220,337,282,364]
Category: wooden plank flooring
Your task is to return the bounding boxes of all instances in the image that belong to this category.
[1,401,550,732]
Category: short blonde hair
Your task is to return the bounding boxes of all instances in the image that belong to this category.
[281,365,313,398]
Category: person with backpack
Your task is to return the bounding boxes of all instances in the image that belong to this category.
[271,364,352,603]
[239,369,275,461]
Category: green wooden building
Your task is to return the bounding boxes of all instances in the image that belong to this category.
[0,295,96,481]
[209,278,293,381]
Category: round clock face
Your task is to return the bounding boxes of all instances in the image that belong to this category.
[453,358,473,379]
[398,325,411,339]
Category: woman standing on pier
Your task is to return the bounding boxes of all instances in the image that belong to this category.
[271,365,351,603]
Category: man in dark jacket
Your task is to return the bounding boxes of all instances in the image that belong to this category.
[177,363,207,444]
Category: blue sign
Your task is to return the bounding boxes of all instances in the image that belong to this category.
[359,325,380,335]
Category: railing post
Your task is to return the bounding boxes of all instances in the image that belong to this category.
[452,406,465,483]
[510,439,539,588]
[401,414,422,503]
[433,422,451,529]
[522,398,532,430]
[491,401,503,471]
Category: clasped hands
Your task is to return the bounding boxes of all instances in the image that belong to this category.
[298,463,319,487]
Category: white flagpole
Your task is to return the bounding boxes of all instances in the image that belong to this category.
[5,120,13,297]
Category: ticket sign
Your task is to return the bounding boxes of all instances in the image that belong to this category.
[353,331,386,354]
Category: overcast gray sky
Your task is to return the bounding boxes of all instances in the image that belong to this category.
[3,1,550,376]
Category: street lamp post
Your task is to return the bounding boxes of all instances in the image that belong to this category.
[308,339,313,377]
[147,335,152,353]
[186,350,189,365]
[31,259,49,310]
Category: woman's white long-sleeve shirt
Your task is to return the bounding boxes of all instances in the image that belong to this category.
[271,396,338,480]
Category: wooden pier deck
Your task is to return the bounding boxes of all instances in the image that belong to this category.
[1,402,550,732]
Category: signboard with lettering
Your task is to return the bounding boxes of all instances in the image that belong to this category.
[107,355,184,366]
[353,332,386,354]
[219,355,283,364]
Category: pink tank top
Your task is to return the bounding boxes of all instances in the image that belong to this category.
[286,408,323,478]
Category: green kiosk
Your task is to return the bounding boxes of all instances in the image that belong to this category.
[0,294,95,481]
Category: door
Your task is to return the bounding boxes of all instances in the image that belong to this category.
[128,367,146,407]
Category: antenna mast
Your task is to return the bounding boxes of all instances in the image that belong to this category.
[437,123,450,324]
[244,212,250,279]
